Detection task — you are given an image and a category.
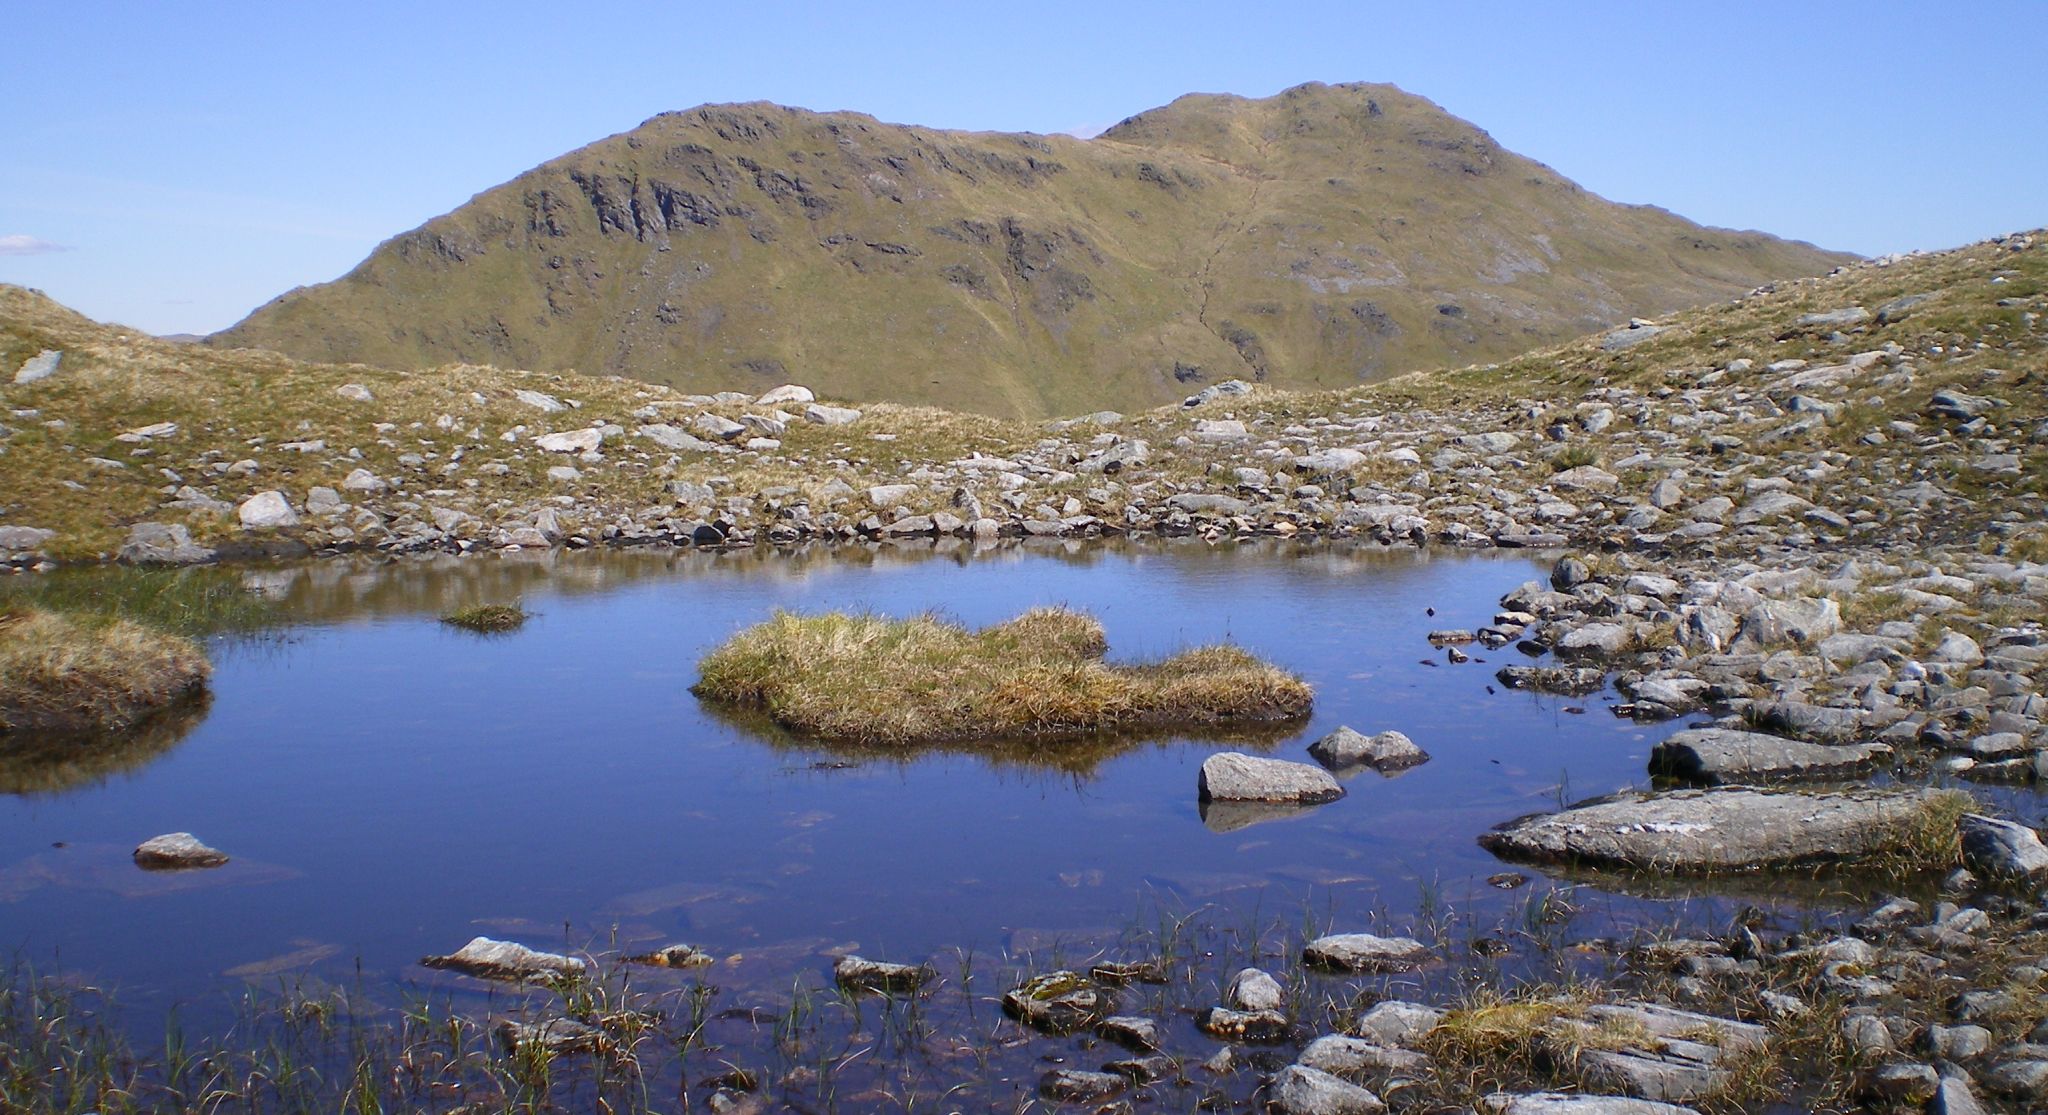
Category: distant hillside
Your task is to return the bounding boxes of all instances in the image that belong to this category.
[210,81,1851,418]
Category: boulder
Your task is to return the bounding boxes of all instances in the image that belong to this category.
[1225,966,1285,1011]
[13,349,62,384]
[1039,1069,1126,1102]
[1002,971,1110,1034]
[1496,665,1608,696]
[237,491,299,529]
[1648,729,1891,785]
[420,936,587,980]
[1299,1034,1431,1078]
[803,403,862,426]
[1957,814,2048,880]
[133,832,229,869]
[0,526,56,552]
[334,383,374,402]
[1480,1095,1698,1115]
[1268,1064,1385,1115]
[833,955,934,994]
[1095,1015,1161,1051]
[1347,1000,1443,1045]
[341,468,388,493]
[117,522,216,565]
[512,389,567,413]
[1734,597,1840,648]
[1479,788,1946,871]
[1302,933,1429,973]
[1307,727,1430,773]
[692,414,747,441]
[867,484,918,508]
[754,384,814,406]
[1200,1005,1290,1040]
[636,424,721,452]
[1199,753,1344,804]
[535,428,603,454]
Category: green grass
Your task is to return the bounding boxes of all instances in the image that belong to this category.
[441,602,529,633]
[692,607,1312,744]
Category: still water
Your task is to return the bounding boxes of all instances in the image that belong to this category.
[4,540,1759,1025]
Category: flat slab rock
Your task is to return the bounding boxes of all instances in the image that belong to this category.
[1480,1094,1700,1115]
[1479,788,1942,871]
[1199,752,1344,804]
[1648,728,1891,785]
[1302,933,1430,973]
[420,936,587,980]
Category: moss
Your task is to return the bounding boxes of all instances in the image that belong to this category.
[692,607,1311,745]
[0,608,210,735]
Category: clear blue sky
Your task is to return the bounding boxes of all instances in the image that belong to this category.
[3,0,2043,336]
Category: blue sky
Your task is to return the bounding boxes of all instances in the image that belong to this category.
[3,0,2043,335]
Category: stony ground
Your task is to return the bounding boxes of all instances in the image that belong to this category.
[2,230,2047,1112]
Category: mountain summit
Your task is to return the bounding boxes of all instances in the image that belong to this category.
[212,82,1850,417]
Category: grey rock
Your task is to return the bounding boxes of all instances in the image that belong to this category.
[1557,622,1632,657]
[1268,1064,1385,1115]
[1601,324,1666,351]
[1933,1072,1990,1115]
[1480,788,1946,871]
[0,525,56,552]
[833,955,934,994]
[1002,971,1110,1034]
[1926,1024,1993,1060]
[1192,418,1248,440]
[1199,753,1344,804]
[1550,556,1592,589]
[1080,439,1150,474]
[1225,967,1285,1012]
[237,491,299,529]
[1347,1000,1443,1046]
[1798,306,1871,328]
[1039,1068,1125,1102]
[1957,814,2048,880]
[1876,292,1936,323]
[511,389,567,413]
[803,403,862,426]
[535,428,603,454]
[1307,727,1429,773]
[637,423,721,452]
[335,383,374,402]
[496,1018,607,1055]
[1984,1058,2048,1100]
[1648,729,1891,785]
[754,384,814,406]
[692,413,747,441]
[1182,379,1254,407]
[420,936,587,980]
[133,832,229,869]
[117,522,216,565]
[1862,1063,1939,1104]
[867,484,918,508]
[1200,1005,1290,1040]
[1298,1034,1431,1079]
[1749,700,1869,743]
[1495,665,1608,696]
[1302,933,1429,973]
[1735,597,1840,648]
[13,349,62,384]
[1479,1095,1699,1115]
[1095,1015,1161,1051]
[342,468,388,492]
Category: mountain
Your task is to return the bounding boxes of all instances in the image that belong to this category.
[210,81,1852,418]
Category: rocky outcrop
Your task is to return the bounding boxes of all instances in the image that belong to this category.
[1480,788,1947,871]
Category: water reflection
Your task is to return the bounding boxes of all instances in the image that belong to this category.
[0,695,211,795]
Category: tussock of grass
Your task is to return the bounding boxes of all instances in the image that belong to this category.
[692,607,1310,744]
[441,603,528,633]
[0,608,210,734]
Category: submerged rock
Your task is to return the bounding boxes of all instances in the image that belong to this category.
[420,936,587,981]
[496,1017,608,1055]
[1039,1068,1126,1102]
[1307,726,1430,773]
[623,943,715,968]
[1479,788,1947,871]
[1199,752,1344,803]
[133,832,229,870]
[833,954,935,994]
[1200,1005,1291,1041]
[1002,971,1111,1034]
[1496,665,1608,696]
[1095,1015,1161,1051]
[1648,728,1891,784]
[1302,933,1429,973]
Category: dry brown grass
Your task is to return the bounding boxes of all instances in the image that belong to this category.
[0,607,210,734]
[691,607,1310,744]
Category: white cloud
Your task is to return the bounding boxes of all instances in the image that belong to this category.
[0,234,71,256]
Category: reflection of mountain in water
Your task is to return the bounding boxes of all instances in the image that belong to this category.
[700,700,1304,780]
[0,693,212,796]
[232,537,1554,628]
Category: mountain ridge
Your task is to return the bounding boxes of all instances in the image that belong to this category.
[211,81,1853,418]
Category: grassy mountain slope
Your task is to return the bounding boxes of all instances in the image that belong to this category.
[2,229,2038,564]
[209,82,1850,418]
